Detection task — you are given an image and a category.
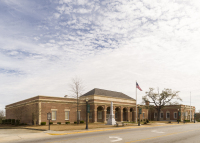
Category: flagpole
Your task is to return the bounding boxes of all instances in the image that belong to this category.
[136,81,137,124]
[190,92,191,122]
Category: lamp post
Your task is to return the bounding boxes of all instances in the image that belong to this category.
[138,106,141,126]
[47,112,51,130]
[177,109,179,124]
[86,98,88,130]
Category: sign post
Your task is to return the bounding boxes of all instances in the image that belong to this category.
[47,112,51,130]
[194,114,196,123]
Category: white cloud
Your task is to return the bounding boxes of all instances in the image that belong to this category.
[1,0,200,112]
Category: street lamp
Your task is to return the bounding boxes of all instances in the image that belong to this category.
[86,98,88,130]
[138,105,141,126]
[177,109,179,124]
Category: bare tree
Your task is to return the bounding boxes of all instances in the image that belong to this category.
[69,77,84,124]
[143,88,182,121]
[0,110,5,119]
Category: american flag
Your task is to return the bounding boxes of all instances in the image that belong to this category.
[136,82,142,91]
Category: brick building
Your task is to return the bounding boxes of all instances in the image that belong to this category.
[5,88,194,125]
[6,88,149,125]
[148,105,195,121]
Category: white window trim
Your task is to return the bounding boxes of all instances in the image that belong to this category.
[65,111,70,120]
[52,111,57,121]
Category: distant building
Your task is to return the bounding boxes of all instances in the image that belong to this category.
[148,105,195,121]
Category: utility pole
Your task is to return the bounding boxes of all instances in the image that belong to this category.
[136,80,137,124]
[190,92,191,122]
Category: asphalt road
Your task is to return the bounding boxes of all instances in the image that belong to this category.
[4,123,200,143]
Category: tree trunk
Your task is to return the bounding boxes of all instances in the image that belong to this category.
[157,108,160,121]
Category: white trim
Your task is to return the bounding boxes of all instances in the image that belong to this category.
[65,111,70,120]
[64,109,70,111]
[52,111,57,120]
[51,109,58,111]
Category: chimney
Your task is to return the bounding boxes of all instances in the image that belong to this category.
[145,101,149,105]
[64,95,68,98]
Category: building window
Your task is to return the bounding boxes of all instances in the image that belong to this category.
[52,111,57,120]
[166,112,170,118]
[98,111,102,119]
[115,112,118,119]
[154,112,157,118]
[143,113,145,119]
[89,112,92,119]
[160,112,163,118]
[174,112,177,119]
[78,111,80,120]
[65,111,69,120]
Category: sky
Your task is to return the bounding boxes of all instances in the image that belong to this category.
[1,0,200,112]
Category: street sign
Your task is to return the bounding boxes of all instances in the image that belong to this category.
[87,104,90,113]
[195,114,196,117]
[47,112,51,120]
[139,108,142,114]
[179,112,181,116]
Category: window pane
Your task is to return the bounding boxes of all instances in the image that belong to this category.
[65,111,69,120]
[52,111,56,120]
[167,113,170,118]
[89,112,92,119]
[98,111,102,119]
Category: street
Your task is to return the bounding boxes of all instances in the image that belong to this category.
[4,123,200,143]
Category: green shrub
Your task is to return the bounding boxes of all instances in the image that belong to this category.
[2,120,5,124]
[11,119,15,125]
[184,120,190,122]
[8,119,11,124]
[80,121,84,124]
[5,119,8,124]
[57,122,61,125]
[41,122,46,125]
[49,122,53,125]
[16,120,20,125]
[146,119,149,123]
[144,122,147,124]
[168,121,171,123]
[74,121,77,124]
[177,119,181,122]
[65,122,70,124]
[143,119,146,121]
[141,119,142,122]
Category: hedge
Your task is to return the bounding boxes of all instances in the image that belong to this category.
[41,122,46,125]
[80,121,84,123]
[65,122,70,124]
[57,122,61,124]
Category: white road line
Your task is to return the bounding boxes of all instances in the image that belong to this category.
[151,130,165,133]
[109,136,123,142]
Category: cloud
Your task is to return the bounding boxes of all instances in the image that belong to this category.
[1,0,200,111]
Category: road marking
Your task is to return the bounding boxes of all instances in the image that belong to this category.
[151,130,165,133]
[47,124,182,136]
[126,128,200,143]
[109,136,122,142]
